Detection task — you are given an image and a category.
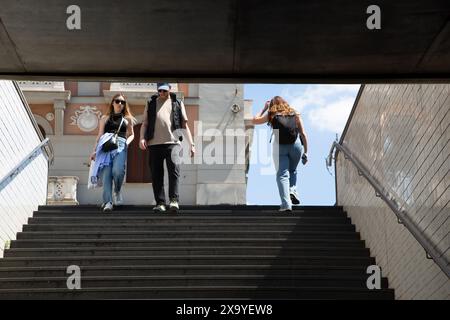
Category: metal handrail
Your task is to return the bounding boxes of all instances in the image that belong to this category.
[0,81,54,192]
[327,140,450,279]
[0,138,51,193]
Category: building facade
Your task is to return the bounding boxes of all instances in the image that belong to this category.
[19,81,254,205]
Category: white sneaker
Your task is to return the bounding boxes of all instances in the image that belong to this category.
[279,208,292,212]
[153,204,166,213]
[169,200,179,212]
[103,202,113,212]
[113,191,124,206]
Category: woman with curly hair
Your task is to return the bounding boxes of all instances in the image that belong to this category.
[252,96,308,211]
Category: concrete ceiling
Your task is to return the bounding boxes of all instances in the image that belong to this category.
[0,0,449,83]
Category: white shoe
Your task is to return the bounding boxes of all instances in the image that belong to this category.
[103,202,113,212]
[153,204,166,213]
[113,191,124,206]
[279,208,292,212]
[169,200,179,212]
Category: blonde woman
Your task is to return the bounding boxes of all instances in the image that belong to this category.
[90,94,135,212]
[252,96,308,211]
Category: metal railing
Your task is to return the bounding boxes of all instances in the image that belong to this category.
[0,81,55,194]
[0,138,51,193]
[327,140,450,279]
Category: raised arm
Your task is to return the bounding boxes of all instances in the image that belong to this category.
[257,100,271,117]
[252,113,269,125]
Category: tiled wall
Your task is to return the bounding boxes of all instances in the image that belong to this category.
[0,81,49,257]
[336,84,449,299]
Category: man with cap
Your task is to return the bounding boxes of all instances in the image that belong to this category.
[139,83,195,212]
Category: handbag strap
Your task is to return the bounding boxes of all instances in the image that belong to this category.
[113,116,125,139]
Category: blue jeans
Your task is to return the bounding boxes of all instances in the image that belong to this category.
[102,138,127,204]
[273,139,302,210]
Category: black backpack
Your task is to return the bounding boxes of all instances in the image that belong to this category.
[270,113,301,145]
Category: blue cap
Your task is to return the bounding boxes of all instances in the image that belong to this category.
[157,83,171,91]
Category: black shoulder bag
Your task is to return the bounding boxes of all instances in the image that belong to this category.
[102,116,125,152]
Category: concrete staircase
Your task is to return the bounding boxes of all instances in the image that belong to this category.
[0,205,395,299]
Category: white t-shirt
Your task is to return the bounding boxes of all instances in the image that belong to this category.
[147,97,188,146]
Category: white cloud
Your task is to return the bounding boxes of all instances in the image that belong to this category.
[308,97,356,133]
[281,84,360,134]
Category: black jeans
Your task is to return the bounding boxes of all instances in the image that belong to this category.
[149,144,180,204]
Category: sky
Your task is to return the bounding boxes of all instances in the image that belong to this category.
[244,84,361,206]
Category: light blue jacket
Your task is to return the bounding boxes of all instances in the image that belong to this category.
[89,133,126,188]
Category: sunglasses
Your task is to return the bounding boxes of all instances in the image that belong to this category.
[114,99,126,105]
[158,89,168,93]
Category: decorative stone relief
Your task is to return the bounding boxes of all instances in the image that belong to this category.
[47,176,79,205]
[70,106,102,132]
[46,113,55,121]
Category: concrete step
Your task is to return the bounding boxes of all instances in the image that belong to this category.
[0,205,394,300]
[28,216,352,225]
[0,286,395,300]
[22,223,356,232]
[0,275,389,289]
[16,230,361,240]
[11,238,366,249]
[0,264,374,278]
[0,255,376,268]
[38,205,345,212]
[33,209,346,217]
[3,246,370,258]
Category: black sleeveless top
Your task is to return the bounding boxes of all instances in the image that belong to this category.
[104,113,127,138]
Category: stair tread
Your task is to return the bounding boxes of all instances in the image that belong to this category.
[0,286,392,293]
[0,264,373,271]
[35,210,344,215]
[0,274,386,281]
[0,205,393,299]
[6,246,367,251]
[24,222,349,226]
[19,230,357,234]
[29,216,348,220]
[11,238,365,243]
[38,205,344,210]
[1,255,374,260]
